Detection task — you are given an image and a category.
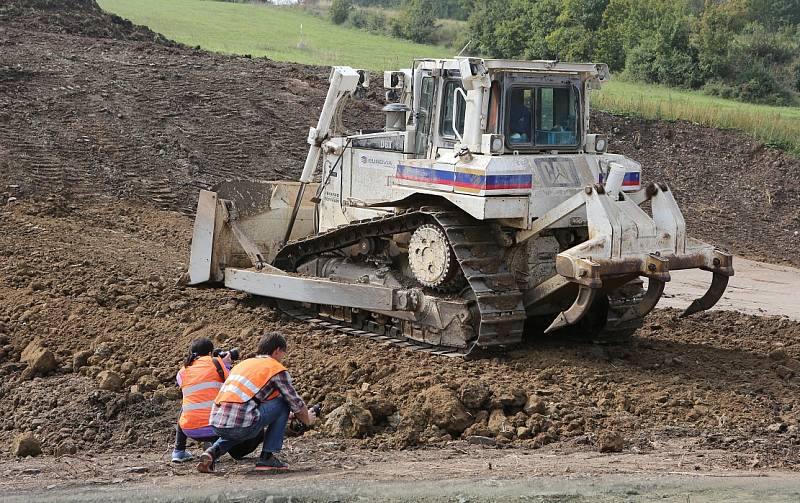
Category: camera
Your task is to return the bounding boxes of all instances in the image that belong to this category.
[288,404,322,436]
[212,347,240,360]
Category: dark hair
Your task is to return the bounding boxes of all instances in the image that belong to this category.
[184,337,214,367]
[256,332,287,356]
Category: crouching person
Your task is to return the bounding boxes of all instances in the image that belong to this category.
[197,332,316,473]
[172,338,231,462]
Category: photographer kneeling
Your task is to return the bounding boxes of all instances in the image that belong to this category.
[197,332,316,473]
[172,338,231,463]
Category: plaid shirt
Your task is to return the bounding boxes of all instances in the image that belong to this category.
[209,367,306,429]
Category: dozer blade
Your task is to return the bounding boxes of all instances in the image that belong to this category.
[618,278,665,323]
[680,271,729,318]
[544,284,597,334]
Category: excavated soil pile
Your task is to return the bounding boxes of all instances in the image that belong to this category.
[1,1,799,471]
[0,0,177,45]
[0,199,799,469]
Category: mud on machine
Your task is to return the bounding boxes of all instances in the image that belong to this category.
[186,58,733,356]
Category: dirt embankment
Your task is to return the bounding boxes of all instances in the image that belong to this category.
[1,200,800,469]
[0,0,799,475]
[0,0,178,45]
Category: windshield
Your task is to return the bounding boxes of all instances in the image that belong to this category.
[507,86,578,147]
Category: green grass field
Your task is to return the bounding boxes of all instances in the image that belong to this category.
[97,0,450,70]
[99,0,800,153]
[594,80,800,153]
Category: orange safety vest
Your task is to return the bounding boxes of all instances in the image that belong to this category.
[214,356,286,405]
[178,356,228,431]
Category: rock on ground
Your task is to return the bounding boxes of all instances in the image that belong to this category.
[55,440,77,457]
[325,401,373,438]
[13,432,42,457]
[97,370,123,391]
[487,409,513,436]
[459,381,492,409]
[21,339,57,378]
[418,385,472,435]
[597,431,624,453]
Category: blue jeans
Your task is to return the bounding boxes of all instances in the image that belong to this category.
[209,397,290,459]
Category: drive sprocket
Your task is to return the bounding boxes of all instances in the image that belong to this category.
[407,224,460,290]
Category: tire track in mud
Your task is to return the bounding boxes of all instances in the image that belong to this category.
[0,26,384,213]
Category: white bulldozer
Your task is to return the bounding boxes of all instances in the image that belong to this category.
[187,58,733,356]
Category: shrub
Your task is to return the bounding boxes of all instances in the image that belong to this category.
[794,63,800,92]
[401,0,437,44]
[365,11,386,32]
[330,0,353,25]
[734,63,792,105]
[347,8,367,29]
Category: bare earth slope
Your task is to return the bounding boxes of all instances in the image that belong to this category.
[0,0,178,44]
[1,199,799,472]
[0,0,799,491]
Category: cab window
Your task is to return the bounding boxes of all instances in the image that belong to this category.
[506,85,579,148]
[535,87,578,146]
[507,88,534,145]
[440,80,466,139]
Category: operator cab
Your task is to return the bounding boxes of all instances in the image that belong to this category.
[383,58,608,158]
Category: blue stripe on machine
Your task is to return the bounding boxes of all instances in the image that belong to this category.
[396,165,532,190]
[598,171,641,186]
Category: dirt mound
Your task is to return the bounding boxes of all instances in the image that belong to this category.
[0,0,177,45]
[1,200,799,469]
[0,26,381,214]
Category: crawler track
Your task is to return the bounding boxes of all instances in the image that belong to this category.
[274,208,527,355]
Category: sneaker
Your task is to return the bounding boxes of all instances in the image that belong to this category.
[254,455,288,471]
[196,452,215,473]
[171,450,194,463]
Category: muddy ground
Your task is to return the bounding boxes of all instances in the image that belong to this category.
[1,199,799,469]
[0,0,799,496]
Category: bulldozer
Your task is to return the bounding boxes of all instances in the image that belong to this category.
[186,58,733,356]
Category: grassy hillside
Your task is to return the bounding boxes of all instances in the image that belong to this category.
[595,81,800,153]
[97,0,451,70]
[99,0,800,153]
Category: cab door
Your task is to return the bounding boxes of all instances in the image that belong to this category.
[413,75,436,160]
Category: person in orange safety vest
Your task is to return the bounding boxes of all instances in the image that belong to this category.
[171,338,230,463]
[196,333,316,473]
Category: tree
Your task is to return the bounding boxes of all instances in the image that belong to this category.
[330,0,353,25]
[467,0,512,57]
[692,0,748,80]
[594,0,631,71]
[624,1,700,87]
[402,0,438,44]
[748,0,800,27]
[521,0,561,60]
[467,0,559,59]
